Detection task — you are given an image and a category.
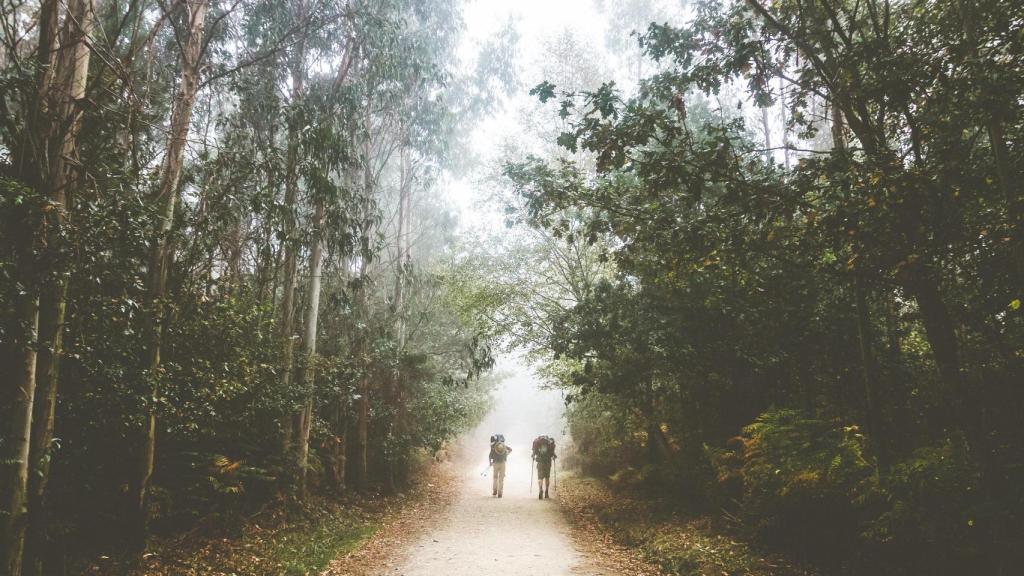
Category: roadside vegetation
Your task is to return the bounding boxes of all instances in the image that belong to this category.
[0,1,510,573]
[483,1,1024,575]
[560,474,811,576]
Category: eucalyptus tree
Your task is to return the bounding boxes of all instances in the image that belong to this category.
[1,0,95,570]
[1,0,511,569]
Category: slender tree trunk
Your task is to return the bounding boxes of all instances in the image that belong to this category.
[278,0,307,462]
[22,280,64,576]
[1,295,39,576]
[353,119,375,492]
[760,105,772,163]
[833,99,886,469]
[353,255,370,491]
[227,215,246,292]
[3,1,93,571]
[295,199,324,500]
[644,384,664,466]
[854,274,886,470]
[387,147,413,489]
[777,75,790,170]
[129,0,208,554]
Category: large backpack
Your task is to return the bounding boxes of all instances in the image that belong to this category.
[532,435,555,458]
[491,441,509,462]
[490,433,505,444]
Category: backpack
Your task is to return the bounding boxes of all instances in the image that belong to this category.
[491,441,509,462]
[490,433,505,444]
[532,435,555,458]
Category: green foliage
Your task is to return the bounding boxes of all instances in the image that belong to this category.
[1,0,508,570]
[867,440,986,574]
[565,392,641,475]
[506,0,1024,573]
[267,516,374,576]
[712,409,878,565]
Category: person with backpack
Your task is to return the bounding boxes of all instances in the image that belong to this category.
[531,435,556,499]
[489,434,511,498]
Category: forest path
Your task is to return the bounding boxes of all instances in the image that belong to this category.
[346,359,641,576]
[392,445,602,576]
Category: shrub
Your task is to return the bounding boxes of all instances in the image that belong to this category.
[714,408,878,566]
[864,438,984,575]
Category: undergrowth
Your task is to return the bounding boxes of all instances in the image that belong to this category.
[83,499,379,576]
[559,473,812,576]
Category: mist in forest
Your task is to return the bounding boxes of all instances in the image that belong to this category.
[3,0,1023,574]
[472,354,567,456]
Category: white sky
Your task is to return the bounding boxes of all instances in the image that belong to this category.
[443,1,616,408]
[443,0,799,232]
[444,0,612,232]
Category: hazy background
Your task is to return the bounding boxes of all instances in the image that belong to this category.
[461,353,568,494]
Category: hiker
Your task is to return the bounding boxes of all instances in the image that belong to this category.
[532,435,556,499]
[489,434,511,498]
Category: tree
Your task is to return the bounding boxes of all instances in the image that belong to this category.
[506,0,1023,571]
[1,0,95,570]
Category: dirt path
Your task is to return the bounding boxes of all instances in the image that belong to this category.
[328,362,661,576]
[394,445,583,575]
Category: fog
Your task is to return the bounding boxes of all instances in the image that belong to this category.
[460,353,569,493]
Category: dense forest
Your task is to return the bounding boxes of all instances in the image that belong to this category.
[487,0,1024,574]
[1,0,511,573]
[2,0,1023,575]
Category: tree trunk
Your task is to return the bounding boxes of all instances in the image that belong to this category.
[129,0,208,554]
[295,198,324,500]
[760,104,772,163]
[278,0,307,463]
[1,295,40,576]
[777,75,790,170]
[353,256,370,491]
[854,274,887,471]
[353,118,375,492]
[24,280,67,576]
[898,264,963,408]
[27,0,94,566]
[388,147,413,489]
[3,0,94,571]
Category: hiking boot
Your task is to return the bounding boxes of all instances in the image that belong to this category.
[498,492,503,498]
[538,489,543,499]
[492,489,497,496]
[544,490,549,499]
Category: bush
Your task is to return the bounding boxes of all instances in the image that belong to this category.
[713,408,878,566]
[566,393,645,477]
[863,438,985,575]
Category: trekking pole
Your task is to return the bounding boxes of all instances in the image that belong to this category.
[530,458,534,494]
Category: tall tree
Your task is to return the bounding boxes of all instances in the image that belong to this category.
[1,0,95,571]
[130,0,210,552]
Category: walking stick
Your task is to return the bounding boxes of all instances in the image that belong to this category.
[530,458,534,494]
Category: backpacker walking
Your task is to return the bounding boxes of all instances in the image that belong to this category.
[532,435,556,499]
[489,434,511,498]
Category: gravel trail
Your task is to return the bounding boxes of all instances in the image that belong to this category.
[339,358,645,576]
[394,445,585,576]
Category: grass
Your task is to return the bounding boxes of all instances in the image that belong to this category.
[84,499,382,576]
[262,506,378,576]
